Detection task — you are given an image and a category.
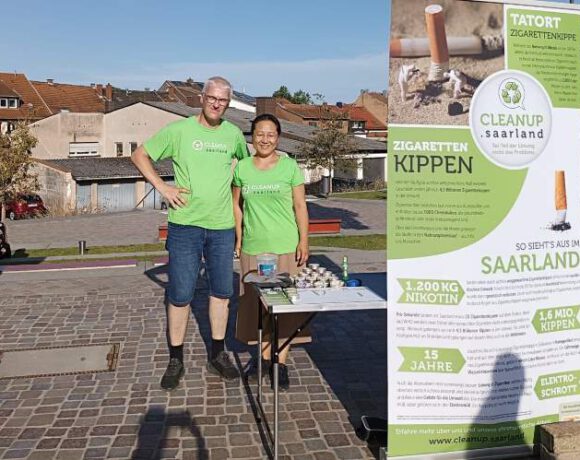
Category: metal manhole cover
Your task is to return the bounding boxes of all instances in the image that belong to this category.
[0,343,120,380]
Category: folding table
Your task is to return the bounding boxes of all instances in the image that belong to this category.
[253,285,387,459]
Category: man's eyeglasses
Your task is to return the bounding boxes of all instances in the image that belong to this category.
[203,94,230,106]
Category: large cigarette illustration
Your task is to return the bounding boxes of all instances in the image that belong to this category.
[425,4,449,81]
[555,170,567,224]
[390,35,504,58]
[551,170,571,231]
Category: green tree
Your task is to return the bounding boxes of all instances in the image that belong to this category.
[272,85,292,100]
[272,86,313,104]
[0,122,38,221]
[300,115,356,195]
[291,89,312,104]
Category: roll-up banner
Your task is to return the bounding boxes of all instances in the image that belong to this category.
[387,0,580,458]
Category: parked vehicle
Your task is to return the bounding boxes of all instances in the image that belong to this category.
[0,221,10,259]
[4,194,48,220]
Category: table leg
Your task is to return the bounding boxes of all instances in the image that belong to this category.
[272,313,279,460]
[257,297,263,421]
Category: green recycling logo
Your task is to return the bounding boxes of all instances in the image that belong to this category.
[500,78,525,109]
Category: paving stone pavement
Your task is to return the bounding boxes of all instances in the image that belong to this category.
[5,198,385,251]
[0,266,387,459]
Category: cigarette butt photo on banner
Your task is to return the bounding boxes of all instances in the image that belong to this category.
[551,170,571,231]
[388,0,504,126]
[425,4,450,81]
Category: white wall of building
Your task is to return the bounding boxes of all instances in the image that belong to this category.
[30,103,183,160]
[229,100,255,113]
[30,112,104,159]
[103,103,182,157]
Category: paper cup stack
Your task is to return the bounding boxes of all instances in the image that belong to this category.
[293,263,344,288]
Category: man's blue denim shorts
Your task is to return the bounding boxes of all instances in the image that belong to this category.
[165,222,235,306]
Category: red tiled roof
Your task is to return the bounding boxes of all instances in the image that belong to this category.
[32,81,105,113]
[280,102,348,119]
[342,105,386,130]
[0,72,52,120]
[277,100,385,130]
[0,81,19,97]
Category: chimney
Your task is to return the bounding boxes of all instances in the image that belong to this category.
[105,83,113,101]
[47,78,54,85]
[256,97,278,116]
[95,84,103,96]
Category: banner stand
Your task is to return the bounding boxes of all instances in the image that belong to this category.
[382,444,534,459]
[387,0,580,458]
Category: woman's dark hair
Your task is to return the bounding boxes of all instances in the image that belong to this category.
[251,113,281,136]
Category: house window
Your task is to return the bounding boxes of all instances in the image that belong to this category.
[115,142,123,157]
[69,142,100,157]
[0,99,7,108]
[349,121,365,132]
[129,142,138,154]
[8,98,18,108]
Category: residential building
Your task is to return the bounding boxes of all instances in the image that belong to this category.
[34,157,174,214]
[0,72,52,133]
[99,84,171,112]
[159,79,256,113]
[343,105,387,140]
[353,90,388,137]
[29,102,185,160]
[256,97,387,140]
[256,97,350,131]
[31,101,386,214]
[32,79,105,113]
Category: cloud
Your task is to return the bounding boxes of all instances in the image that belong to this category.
[93,53,387,104]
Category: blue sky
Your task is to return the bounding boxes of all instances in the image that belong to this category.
[0,0,388,104]
[3,0,578,104]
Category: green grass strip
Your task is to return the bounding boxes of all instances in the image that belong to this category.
[310,234,386,250]
[3,234,386,262]
[332,190,386,200]
[14,243,166,258]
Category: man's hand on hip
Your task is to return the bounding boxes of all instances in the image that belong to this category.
[160,183,190,209]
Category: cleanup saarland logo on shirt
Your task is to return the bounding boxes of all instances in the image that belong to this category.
[191,140,229,154]
[242,184,281,195]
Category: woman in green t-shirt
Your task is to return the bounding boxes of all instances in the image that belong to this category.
[233,113,310,391]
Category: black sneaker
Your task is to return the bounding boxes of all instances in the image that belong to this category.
[245,358,270,383]
[207,351,240,381]
[160,358,184,391]
[270,363,290,392]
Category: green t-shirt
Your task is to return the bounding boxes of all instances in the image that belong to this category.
[144,116,247,229]
[233,155,304,255]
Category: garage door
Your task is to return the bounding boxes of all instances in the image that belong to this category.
[98,182,135,213]
[144,180,174,210]
[363,158,385,182]
[76,183,91,212]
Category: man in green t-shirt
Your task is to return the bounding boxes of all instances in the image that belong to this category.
[131,76,248,390]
